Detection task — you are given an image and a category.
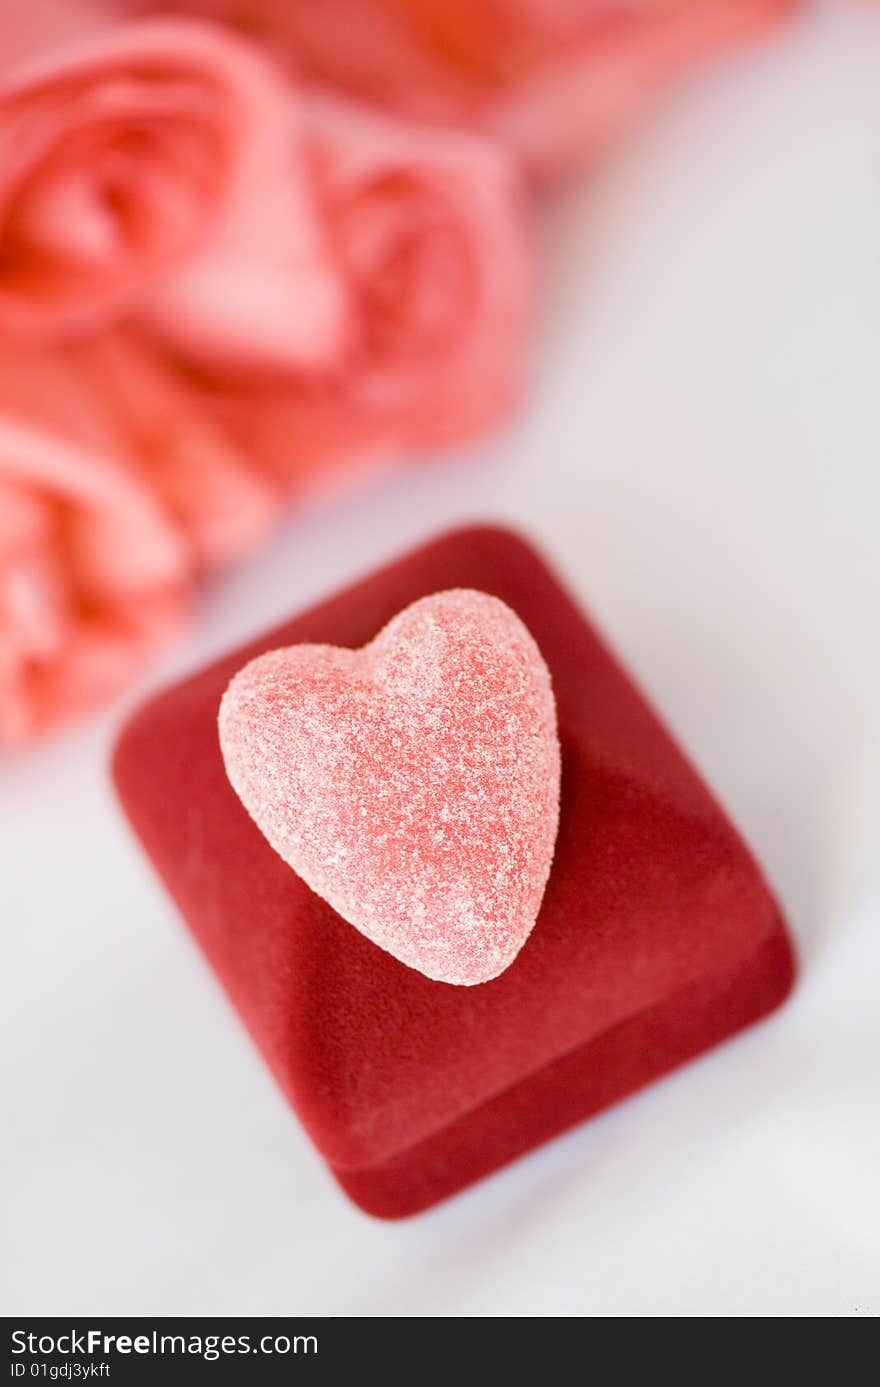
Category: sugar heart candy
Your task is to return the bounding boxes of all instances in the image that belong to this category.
[218,588,561,985]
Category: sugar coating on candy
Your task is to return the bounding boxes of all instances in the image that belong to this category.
[218,589,561,985]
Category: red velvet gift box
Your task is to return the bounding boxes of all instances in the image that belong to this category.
[113,525,795,1218]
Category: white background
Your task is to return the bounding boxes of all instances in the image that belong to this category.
[3,4,879,1317]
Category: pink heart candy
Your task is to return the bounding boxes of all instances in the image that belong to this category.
[218,588,560,985]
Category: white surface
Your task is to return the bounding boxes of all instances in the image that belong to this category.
[2,5,879,1317]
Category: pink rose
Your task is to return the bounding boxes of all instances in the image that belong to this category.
[309,93,532,443]
[481,0,801,176]
[122,0,797,177]
[0,0,111,74]
[0,17,346,369]
[64,330,282,569]
[0,330,279,743]
[199,92,531,493]
[0,340,187,743]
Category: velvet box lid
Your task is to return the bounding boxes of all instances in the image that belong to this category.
[113,525,795,1217]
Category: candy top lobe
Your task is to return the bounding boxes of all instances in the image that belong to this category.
[219,588,561,985]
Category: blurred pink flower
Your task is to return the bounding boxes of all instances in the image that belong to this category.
[0,17,346,370]
[0,341,187,743]
[0,8,534,741]
[120,0,797,177]
[473,0,799,176]
[198,92,532,493]
[0,0,111,73]
[66,330,282,569]
[0,331,280,743]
